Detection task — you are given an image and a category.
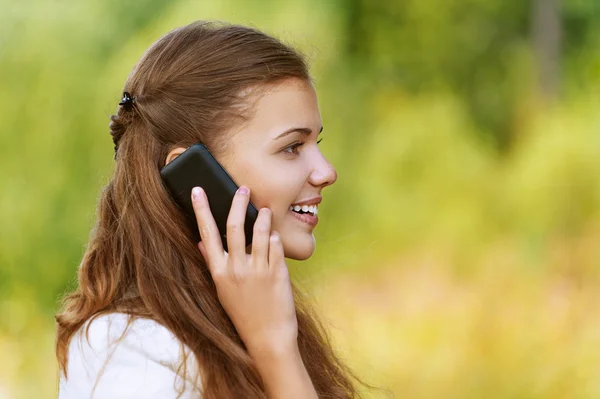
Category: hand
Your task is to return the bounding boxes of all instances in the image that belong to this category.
[191,185,298,357]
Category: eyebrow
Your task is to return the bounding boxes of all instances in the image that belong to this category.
[273,126,323,140]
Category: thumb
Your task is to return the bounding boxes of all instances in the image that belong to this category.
[198,240,207,260]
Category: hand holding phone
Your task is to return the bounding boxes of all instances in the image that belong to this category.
[164,145,303,377]
[160,143,259,250]
[191,185,299,359]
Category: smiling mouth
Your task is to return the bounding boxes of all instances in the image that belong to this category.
[288,204,318,216]
[288,206,319,227]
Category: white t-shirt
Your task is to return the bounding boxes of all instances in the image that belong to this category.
[58,313,202,398]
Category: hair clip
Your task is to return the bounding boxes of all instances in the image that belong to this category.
[119,92,135,110]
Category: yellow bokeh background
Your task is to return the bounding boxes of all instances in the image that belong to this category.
[1,0,600,397]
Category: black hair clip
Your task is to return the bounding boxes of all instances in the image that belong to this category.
[119,92,135,110]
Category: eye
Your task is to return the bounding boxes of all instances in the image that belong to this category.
[282,141,304,155]
[281,138,323,156]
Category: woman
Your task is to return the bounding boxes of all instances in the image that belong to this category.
[56,20,362,398]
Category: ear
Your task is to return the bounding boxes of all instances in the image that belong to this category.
[165,146,187,165]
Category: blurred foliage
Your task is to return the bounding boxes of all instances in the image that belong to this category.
[1,0,600,397]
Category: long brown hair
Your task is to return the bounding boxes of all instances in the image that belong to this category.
[56,20,363,398]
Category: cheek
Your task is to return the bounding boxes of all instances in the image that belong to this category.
[251,190,293,220]
[250,182,297,228]
[247,197,288,239]
[241,161,309,225]
[249,169,301,205]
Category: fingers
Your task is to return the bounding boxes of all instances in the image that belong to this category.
[268,232,285,270]
[226,186,251,263]
[197,241,207,259]
[191,187,224,273]
[251,208,272,268]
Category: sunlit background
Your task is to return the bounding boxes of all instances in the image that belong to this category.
[1,0,600,397]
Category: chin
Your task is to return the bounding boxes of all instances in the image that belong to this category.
[282,233,316,260]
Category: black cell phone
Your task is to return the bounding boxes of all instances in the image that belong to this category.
[160,143,259,250]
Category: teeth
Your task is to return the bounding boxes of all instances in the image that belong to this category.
[289,204,319,215]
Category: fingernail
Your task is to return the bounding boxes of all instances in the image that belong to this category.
[237,186,249,195]
[192,187,202,200]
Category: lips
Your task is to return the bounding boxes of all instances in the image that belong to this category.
[289,207,318,227]
[289,204,318,216]
[288,195,322,227]
[290,195,322,207]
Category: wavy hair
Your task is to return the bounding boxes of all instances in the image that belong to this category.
[55,20,364,398]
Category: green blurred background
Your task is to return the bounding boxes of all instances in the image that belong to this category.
[1,0,600,397]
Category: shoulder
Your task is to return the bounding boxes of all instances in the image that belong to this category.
[58,313,202,399]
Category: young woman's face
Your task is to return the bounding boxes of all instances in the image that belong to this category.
[167,78,337,260]
[219,78,338,260]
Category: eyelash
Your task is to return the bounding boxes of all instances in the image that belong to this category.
[283,138,323,155]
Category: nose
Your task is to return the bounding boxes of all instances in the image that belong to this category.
[308,151,338,188]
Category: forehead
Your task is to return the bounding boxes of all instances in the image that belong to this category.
[235,78,322,140]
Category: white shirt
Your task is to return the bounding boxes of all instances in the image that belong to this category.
[58,313,202,398]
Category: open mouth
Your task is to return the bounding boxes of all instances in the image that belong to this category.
[288,204,318,216]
